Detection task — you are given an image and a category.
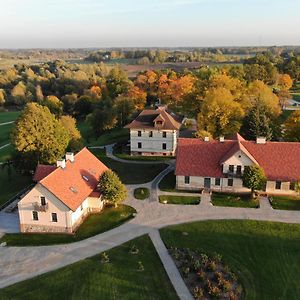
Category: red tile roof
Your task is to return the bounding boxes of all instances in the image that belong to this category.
[39,148,108,211]
[176,137,300,182]
[33,165,57,182]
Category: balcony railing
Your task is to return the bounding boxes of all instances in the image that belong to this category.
[33,202,48,212]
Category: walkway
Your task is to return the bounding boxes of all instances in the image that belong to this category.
[1,148,300,292]
[0,143,10,151]
[149,229,193,300]
[0,121,14,126]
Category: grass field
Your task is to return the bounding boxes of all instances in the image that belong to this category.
[0,144,15,162]
[159,195,200,205]
[90,148,168,184]
[0,235,178,300]
[0,205,136,246]
[211,192,259,208]
[161,220,300,300]
[270,195,300,210]
[0,123,13,146]
[0,111,20,123]
[0,168,32,207]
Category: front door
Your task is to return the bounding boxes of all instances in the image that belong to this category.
[204,178,211,188]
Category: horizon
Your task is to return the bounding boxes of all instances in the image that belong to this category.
[1,0,300,48]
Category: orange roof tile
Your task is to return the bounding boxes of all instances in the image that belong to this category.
[33,165,57,182]
[39,148,108,211]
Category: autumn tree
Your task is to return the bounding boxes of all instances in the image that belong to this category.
[11,81,27,105]
[43,95,64,117]
[284,111,300,142]
[60,115,83,151]
[106,67,132,98]
[242,165,266,198]
[98,170,127,207]
[11,103,69,168]
[275,74,293,108]
[126,85,147,110]
[197,88,244,137]
[0,89,6,105]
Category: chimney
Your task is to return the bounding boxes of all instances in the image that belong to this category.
[219,136,225,143]
[204,136,210,142]
[156,104,167,111]
[66,152,74,162]
[56,159,66,169]
[256,137,266,144]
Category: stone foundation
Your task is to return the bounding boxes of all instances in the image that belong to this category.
[20,224,73,234]
[131,151,174,156]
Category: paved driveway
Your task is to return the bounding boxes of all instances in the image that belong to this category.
[0,212,19,236]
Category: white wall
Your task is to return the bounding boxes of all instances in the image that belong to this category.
[18,183,71,231]
[222,150,254,173]
[130,129,178,154]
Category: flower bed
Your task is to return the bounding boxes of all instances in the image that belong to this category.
[168,247,242,299]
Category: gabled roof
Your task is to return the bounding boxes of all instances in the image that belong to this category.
[219,141,259,165]
[33,165,57,182]
[38,148,108,211]
[124,108,182,131]
[176,136,300,182]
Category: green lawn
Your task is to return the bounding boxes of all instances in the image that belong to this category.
[90,148,168,184]
[0,111,20,123]
[160,220,300,300]
[0,235,178,300]
[0,205,136,246]
[77,121,129,146]
[134,187,150,200]
[159,195,200,205]
[269,195,300,210]
[0,144,15,162]
[211,192,259,208]
[291,92,300,102]
[0,168,32,207]
[0,123,13,146]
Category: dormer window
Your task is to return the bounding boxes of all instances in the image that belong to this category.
[156,121,163,125]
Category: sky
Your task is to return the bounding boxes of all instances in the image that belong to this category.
[0,0,300,48]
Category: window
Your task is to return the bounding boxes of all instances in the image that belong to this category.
[162,143,167,150]
[40,196,46,206]
[215,178,221,186]
[184,176,190,184]
[32,211,38,221]
[275,181,281,190]
[138,142,142,149]
[228,178,233,187]
[290,182,295,190]
[162,131,167,138]
[138,131,142,137]
[229,165,234,173]
[80,204,83,211]
[51,213,58,222]
[156,121,162,125]
[236,165,242,175]
[149,131,153,137]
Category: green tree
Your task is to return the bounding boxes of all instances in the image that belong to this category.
[294,181,300,196]
[115,96,135,127]
[242,165,266,198]
[241,103,273,141]
[60,116,83,151]
[98,170,127,207]
[284,111,300,142]
[11,103,69,168]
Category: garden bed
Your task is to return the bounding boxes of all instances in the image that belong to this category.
[269,195,300,210]
[159,195,200,205]
[211,192,259,208]
[169,247,242,299]
[134,187,150,200]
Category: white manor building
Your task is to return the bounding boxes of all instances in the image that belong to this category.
[176,134,300,195]
[125,106,183,156]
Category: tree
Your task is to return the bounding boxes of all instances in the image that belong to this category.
[114,96,135,127]
[11,103,69,168]
[35,85,44,102]
[0,89,6,105]
[10,81,27,105]
[126,86,147,110]
[106,67,132,98]
[275,74,293,108]
[98,170,127,207]
[197,88,244,137]
[194,130,213,140]
[43,95,63,117]
[241,103,273,141]
[284,111,300,142]
[60,116,83,151]
[294,181,300,196]
[242,165,266,198]
[247,80,281,117]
